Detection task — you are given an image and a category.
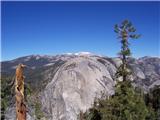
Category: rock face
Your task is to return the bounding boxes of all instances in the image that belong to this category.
[128,57,160,92]
[1,53,160,120]
[41,56,116,120]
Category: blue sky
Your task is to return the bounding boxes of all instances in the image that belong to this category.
[2,1,160,61]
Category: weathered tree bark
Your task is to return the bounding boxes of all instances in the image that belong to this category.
[15,64,26,120]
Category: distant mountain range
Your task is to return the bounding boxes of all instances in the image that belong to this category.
[1,53,160,120]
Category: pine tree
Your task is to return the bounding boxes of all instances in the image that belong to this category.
[145,85,160,119]
[114,20,140,81]
[83,20,150,120]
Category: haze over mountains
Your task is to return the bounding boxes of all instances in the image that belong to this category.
[1,52,160,120]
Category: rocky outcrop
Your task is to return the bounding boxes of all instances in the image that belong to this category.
[2,54,160,120]
[41,56,116,120]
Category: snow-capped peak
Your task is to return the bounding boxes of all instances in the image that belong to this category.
[64,52,93,56]
[74,52,92,56]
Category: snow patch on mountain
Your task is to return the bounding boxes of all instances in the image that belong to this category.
[74,52,93,56]
[64,52,93,56]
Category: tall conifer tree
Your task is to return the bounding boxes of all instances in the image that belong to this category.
[83,20,151,120]
[114,20,140,81]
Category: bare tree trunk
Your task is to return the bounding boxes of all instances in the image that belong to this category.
[15,64,26,120]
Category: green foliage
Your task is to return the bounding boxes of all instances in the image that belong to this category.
[83,20,158,120]
[115,64,131,78]
[114,19,141,81]
[145,85,160,119]
[119,49,131,56]
[25,83,32,96]
[114,81,148,120]
[84,81,150,120]
[35,101,44,119]
[1,74,35,119]
[1,75,13,119]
